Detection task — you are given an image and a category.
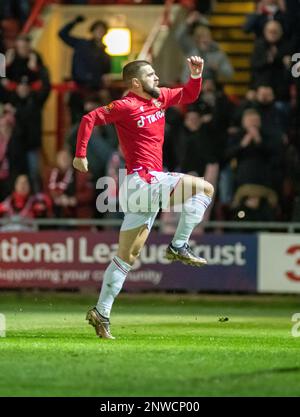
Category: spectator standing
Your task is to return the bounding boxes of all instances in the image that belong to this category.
[175,12,234,82]
[59,16,111,123]
[4,35,44,84]
[225,109,274,189]
[7,66,51,192]
[0,103,15,200]
[244,0,288,38]
[250,20,292,101]
[2,0,30,24]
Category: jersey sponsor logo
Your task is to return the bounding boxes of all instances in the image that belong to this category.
[137,110,165,128]
[104,102,114,113]
[137,116,146,127]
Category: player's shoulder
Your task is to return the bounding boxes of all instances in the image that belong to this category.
[159,87,170,96]
[102,97,131,113]
[157,87,172,106]
[120,93,144,107]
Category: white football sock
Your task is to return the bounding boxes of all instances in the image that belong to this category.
[96,255,132,318]
[172,193,212,248]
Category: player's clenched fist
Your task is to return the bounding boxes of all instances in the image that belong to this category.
[187,56,204,77]
[73,157,88,172]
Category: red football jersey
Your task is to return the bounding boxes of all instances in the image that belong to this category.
[75,76,202,173]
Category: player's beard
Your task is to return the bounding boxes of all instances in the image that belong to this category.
[141,81,160,99]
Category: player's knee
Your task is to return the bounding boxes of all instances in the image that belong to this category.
[127,255,135,265]
[125,253,138,265]
[117,250,139,266]
[204,181,214,198]
[129,248,141,265]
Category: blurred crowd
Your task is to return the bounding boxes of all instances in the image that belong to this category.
[0,0,300,230]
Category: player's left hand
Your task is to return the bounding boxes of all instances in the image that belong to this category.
[187,56,204,77]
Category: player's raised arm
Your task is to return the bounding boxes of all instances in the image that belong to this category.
[186,55,204,78]
[73,101,124,172]
[164,56,204,108]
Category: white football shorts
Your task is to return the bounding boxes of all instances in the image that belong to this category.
[119,171,183,231]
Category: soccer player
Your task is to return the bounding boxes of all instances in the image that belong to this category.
[73,56,214,339]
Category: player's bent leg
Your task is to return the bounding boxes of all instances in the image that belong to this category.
[170,174,214,207]
[166,174,214,267]
[202,163,219,222]
[87,223,151,340]
[117,224,150,265]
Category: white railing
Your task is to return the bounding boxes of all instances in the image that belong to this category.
[0,218,300,233]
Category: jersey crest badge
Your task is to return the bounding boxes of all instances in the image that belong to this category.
[153,99,162,108]
[104,102,114,113]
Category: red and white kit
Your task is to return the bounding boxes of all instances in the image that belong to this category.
[76,75,202,230]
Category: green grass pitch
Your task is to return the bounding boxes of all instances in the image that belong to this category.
[0,292,300,397]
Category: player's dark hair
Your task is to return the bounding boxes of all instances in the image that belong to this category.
[122,60,151,85]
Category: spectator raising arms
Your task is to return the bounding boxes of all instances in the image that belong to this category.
[59,16,111,123]
[4,35,44,85]
[59,16,111,89]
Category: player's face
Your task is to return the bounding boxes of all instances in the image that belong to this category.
[139,65,160,98]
